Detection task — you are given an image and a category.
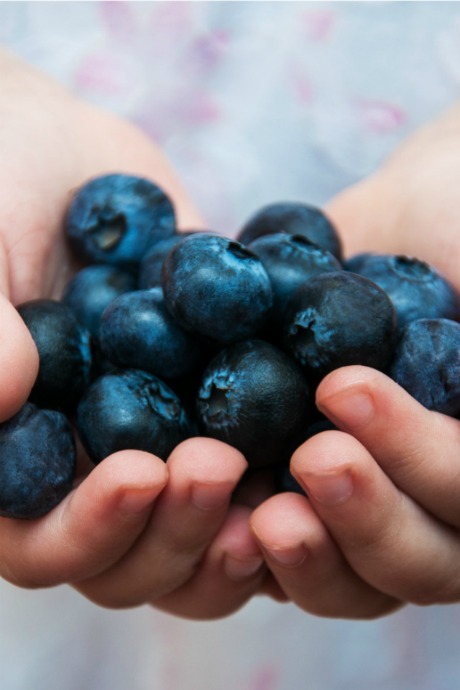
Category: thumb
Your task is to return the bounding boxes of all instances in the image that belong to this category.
[315,364,460,528]
[0,246,39,420]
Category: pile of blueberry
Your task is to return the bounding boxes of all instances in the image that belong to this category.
[2,173,460,519]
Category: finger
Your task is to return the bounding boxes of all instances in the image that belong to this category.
[76,438,248,608]
[153,505,266,620]
[316,365,460,527]
[0,292,39,421]
[0,450,168,588]
[251,492,399,619]
[292,430,460,605]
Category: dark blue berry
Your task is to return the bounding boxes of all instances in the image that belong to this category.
[388,318,460,416]
[345,253,460,327]
[65,173,176,268]
[162,233,273,344]
[99,287,205,379]
[0,402,76,519]
[248,233,343,327]
[284,272,397,382]
[138,231,197,289]
[196,339,313,469]
[62,264,137,337]
[77,368,192,464]
[17,299,94,412]
[237,202,342,260]
[275,418,337,495]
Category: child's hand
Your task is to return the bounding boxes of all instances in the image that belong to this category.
[0,49,265,619]
[251,366,460,617]
[251,103,460,618]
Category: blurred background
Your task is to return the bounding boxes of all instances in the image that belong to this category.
[1,2,460,689]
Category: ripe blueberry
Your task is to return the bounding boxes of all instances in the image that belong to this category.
[162,233,273,344]
[284,272,397,382]
[138,231,197,289]
[248,233,343,327]
[345,253,460,327]
[388,318,460,416]
[77,368,192,464]
[17,299,94,412]
[237,202,342,260]
[0,402,76,519]
[196,339,313,469]
[62,264,137,337]
[65,173,176,268]
[99,287,205,379]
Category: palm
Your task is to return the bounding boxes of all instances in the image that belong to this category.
[326,103,460,293]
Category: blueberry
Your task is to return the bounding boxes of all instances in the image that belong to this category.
[138,231,197,289]
[275,466,306,495]
[388,318,460,416]
[162,233,273,344]
[17,299,94,412]
[99,287,205,379]
[345,253,460,327]
[284,272,397,381]
[237,202,342,260]
[0,402,76,519]
[76,368,192,464]
[248,233,343,327]
[274,418,336,495]
[65,173,176,268]
[196,339,313,469]
[62,264,137,337]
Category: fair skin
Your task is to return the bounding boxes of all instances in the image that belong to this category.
[0,49,265,619]
[251,104,460,617]
[2,48,460,619]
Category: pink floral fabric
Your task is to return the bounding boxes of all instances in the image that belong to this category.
[1,3,460,689]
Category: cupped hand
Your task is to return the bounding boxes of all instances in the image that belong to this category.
[326,101,460,288]
[251,365,460,617]
[251,103,460,618]
[0,49,266,619]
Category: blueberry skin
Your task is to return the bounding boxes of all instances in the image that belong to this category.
[388,318,460,416]
[284,272,397,382]
[237,202,342,260]
[196,339,314,469]
[17,299,94,412]
[77,368,191,464]
[274,418,336,495]
[248,233,343,326]
[138,231,196,289]
[162,234,273,344]
[65,174,176,268]
[0,402,76,519]
[99,287,204,379]
[62,264,137,337]
[345,253,460,327]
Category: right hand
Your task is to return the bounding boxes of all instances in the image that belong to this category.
[0,48,267,620]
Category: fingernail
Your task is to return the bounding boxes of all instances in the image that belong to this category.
[319,389,374,429]
[267,543,308,568]
[118,488,158,516]
[224,555,265,581]
[191,482,233,511]
[302,471,353,506]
